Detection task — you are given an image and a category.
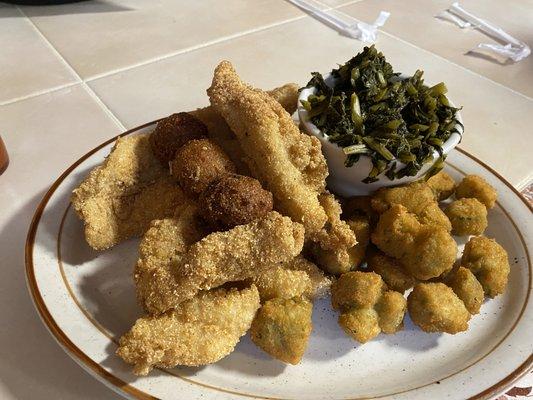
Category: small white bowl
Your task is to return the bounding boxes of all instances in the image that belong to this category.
[298,73,463,197]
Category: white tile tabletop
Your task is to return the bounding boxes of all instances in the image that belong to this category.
[0,1,531,399]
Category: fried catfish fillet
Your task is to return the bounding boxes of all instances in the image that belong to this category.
[134,205,207,314]
[191,83,300,174]
[117,285,260,375]
[251,256,332,301]
[145,211,304,310]
[71,134,186,250]
[208,61,329,237]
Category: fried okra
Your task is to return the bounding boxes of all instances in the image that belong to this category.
[427,171,456,201]
[408,283,470,334]
[444,267,484,314]
[331,272,406,343]
[250,297,312,364]
[445,198,488,236]
[371,182,451,231]
[372,205,457,280]
[150,112,208,165]
[367,251,416,293]
[456,175,497,209]
[200,174,273,229]
[170,139,235,195]
[461,236,510,297]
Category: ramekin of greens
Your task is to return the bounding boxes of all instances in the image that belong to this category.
[298,45,463,197]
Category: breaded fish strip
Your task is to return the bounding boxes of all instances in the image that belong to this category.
[134,205,206,314]
[208,61,329,236]
[191,83,300,175]
[251,256,331,301]
[71,134,186,250]
[117,286,260,375]
[173,211,305,305]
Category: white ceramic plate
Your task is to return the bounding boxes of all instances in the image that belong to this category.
[26,121,532,400]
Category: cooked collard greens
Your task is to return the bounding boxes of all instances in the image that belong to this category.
[301,45,462,183]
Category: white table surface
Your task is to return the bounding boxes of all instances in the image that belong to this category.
[0,1,531,399]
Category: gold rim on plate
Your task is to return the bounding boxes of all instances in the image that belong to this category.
[25,121,533,400]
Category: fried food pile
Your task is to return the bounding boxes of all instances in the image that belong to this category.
[72,60,510,375]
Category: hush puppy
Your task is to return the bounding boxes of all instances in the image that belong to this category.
[445,198,488,236]
[427,171,456,201]
[456,175,497,209]
[150,112,208,165]
[461,236,510,297]
[200,174,273,229]
[170,139,236,195]
[250,297,312,364]
[408,283,470,334]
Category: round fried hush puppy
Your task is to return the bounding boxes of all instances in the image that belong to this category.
[372,205,457,280]
[367,251,416,293]
[408,283,470,334]
[456,175,497,209]
[427,171,456,201]
[445,198,488,236]
[461,236,510,298]
[200,174,273,229]
[332,272,407,343]
[371,182,451,231]
[150,112,208,165]
[171,139,236,195]
[444,267,484,314]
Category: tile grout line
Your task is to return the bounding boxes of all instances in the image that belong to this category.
[4,0,531,107]
[0,82,79,107]
[317,0,533,102]
[1,0,361,104]
[84,0,367,83]
[14,6,126,131]
[83,15,308,82]
[377,30,533,102]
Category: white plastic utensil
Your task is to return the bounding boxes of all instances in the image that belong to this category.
[287,0,389,42]
[437,2,530,62]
